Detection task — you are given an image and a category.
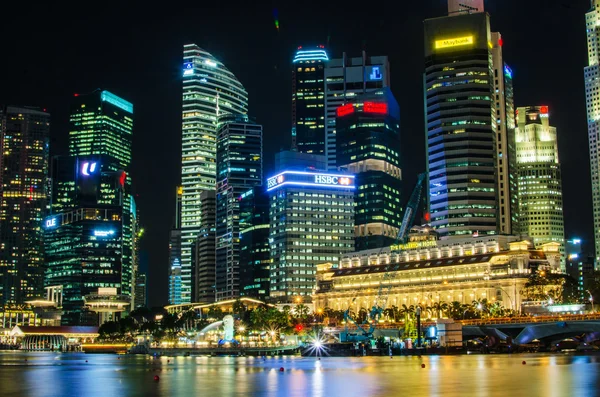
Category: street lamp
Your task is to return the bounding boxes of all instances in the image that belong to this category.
[586,290,595,313]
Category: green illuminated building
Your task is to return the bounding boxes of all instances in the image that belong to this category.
[69,90,133,170]
[43,90,136,325]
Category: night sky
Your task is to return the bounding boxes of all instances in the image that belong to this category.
[0,0,591,306]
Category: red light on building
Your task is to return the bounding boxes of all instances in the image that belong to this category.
[363,102,388,114]
[74,93,79,97]
[336,104,354,117]
[295,324,304,332]
[119,171,127,187]
[424,212,431,222]
[540,106,549,114]
[498,37,503,47]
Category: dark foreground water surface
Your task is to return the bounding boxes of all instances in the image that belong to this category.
[1,352,600,397]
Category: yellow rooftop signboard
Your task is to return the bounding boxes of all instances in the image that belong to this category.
[435,35,474,50]
[390,240,437,252]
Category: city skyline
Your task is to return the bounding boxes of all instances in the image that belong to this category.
[0,1,591,306]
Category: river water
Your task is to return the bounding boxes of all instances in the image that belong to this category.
[0,352,599,396]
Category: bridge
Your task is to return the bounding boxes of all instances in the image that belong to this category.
[460,314,600,345]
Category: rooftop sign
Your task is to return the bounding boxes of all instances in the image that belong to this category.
[435,35,474,50]
[267,171,355,191]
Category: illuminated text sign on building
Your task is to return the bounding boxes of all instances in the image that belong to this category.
[363,102,388,114]
[81,161,98,176]
[434,35,474,50]
[45,217,57,228]
[183,62,193,76]
[266,171,355,191]
[93,229,116,237]
[336,104,355,117]
[369,66,382,81]
[390,240,437,252]
[314,175,352,186]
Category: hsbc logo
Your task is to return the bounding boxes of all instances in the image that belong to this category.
[268,174,284,188]
[315,175,352,186]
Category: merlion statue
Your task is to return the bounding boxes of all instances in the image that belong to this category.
[223,315,234,341]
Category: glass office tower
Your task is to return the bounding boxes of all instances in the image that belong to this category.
[292,46,328,155]
[215,114,262,301]
[180,44,248,302]
[0,107,50,305]
[335,88,402,250]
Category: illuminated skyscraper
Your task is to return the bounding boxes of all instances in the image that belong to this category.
[195,190,216,303]
[180,44,248,303]
[69,90,133,171]
[324,52,389,169]
[336,88,403,250]
[215,114,262,301]
[585,2,600,262]
[0,107,50,305]
[168,187,183,305]
[424,9,498,237]
[515,106,565,261]
[490,33,519,236]
[292,46,328,155]
[239,186,270,301]
[44,155,131,325]
[268,161,355,303]
[44,90,136,325]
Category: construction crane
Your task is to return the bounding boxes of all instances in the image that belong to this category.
[340,173,427,343]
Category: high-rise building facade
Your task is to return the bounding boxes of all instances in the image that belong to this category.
[490,33,519,236]
[268,169,355,303]
[168,229,183,305]
[180,44,248,303]
[168,187,183,305]
[44,156,130,324]
[215,114,262,301]
[134,273,147,308]
[585,2,600,262]
[69,90,133,170]
[324,52,390,169]
[515,106,565,260]
[0,107,50,305]
[195,190,216,302]
[67,90,136,296]
[292,46,328,155]
[44,90,136,325]
[335,88,403,250]
[424,11,497,237]
[239,186,270,301]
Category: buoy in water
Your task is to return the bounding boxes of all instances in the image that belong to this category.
[154,375,160,381]
[421,364,426,368]
[279,367,284,372]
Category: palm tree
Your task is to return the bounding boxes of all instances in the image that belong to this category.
[430,301,448,319]
[294,304,310,320]
[399,304,415,324]
[389,305,399,322]
[472,298,489,318]
[446,301,463,319]
[488,301,505,318]
[383,307,395,322]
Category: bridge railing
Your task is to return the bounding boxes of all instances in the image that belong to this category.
[458,313,600,326]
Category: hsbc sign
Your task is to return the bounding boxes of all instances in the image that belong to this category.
[314,175,352,186]
[266,171,355,191]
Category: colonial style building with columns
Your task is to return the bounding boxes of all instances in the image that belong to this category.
[314,229,562,315]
